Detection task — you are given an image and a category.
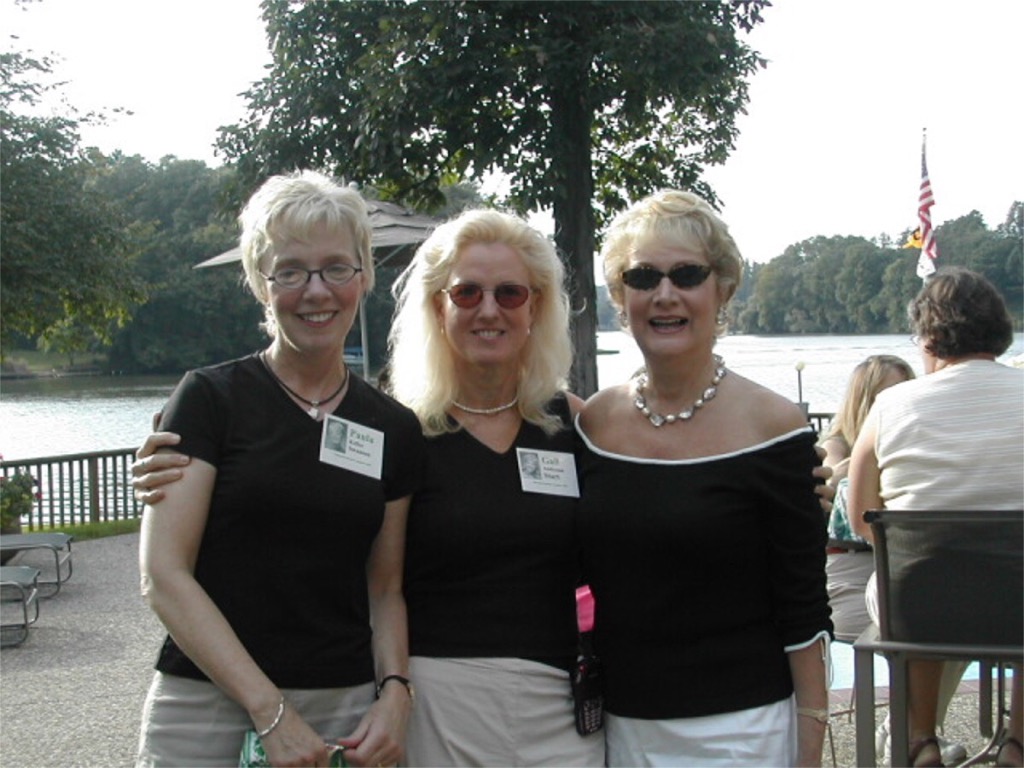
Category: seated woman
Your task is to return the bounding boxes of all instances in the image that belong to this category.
[820,354,915,643]
[848,267,1024,768]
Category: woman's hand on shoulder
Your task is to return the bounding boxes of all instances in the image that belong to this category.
[565,391,586,418]
[132,432,189,504]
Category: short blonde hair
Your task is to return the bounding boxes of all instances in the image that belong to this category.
[388,209,572,436]
[824,354,915,448]
[601,189,743,335]
[238,170,374,337]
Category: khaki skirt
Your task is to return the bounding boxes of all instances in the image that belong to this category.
[404,656,605,767]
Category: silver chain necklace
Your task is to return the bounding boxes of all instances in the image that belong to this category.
[634,355,726,427]
[451,395,519,415]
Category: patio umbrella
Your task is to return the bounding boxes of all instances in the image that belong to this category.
[194,199,441,269]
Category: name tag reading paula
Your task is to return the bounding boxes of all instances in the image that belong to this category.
[320,414,384,480]
[516,448,580,498]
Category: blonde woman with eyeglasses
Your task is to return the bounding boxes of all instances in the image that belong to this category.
[134,171,423,768]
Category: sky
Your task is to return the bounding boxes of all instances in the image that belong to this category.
[5,0,1022,265]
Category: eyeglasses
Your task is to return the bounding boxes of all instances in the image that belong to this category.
[621,264,713,291]
[909,334,921,346]
[260,264,363,290]
[442,283,533,309]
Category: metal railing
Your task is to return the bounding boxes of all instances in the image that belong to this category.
[1,449,141,530]
[808,412,833,434]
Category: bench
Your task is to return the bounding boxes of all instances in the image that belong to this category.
[1,565,41,647]
[0,533,74,596]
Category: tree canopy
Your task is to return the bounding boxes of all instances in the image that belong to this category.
[217,0,768,395]
[733,204,1023,335]
[0,50,144,354]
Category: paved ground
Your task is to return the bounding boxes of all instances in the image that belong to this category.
[0,533,1008,767]
[0,533,162,768]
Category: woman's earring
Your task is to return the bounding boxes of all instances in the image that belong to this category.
[716,306,728,325]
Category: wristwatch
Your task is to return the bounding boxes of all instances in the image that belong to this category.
[376,674,415,702]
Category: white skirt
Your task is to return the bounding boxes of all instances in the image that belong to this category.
[605,696,796,767]
[404,656,605,767]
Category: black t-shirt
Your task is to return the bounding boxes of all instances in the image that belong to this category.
[404,394,580,668]
[154,354,424,688]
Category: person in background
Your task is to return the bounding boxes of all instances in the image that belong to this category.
[135,171,423,768]
[819,354,915,641]
[822,354,968,766]
[848,266,1024,768]
[576,189,832,766]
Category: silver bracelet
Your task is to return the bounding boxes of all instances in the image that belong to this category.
[796,706,830,723]
[256,696,286,738]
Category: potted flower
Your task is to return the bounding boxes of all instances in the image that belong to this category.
[1,470,37,563]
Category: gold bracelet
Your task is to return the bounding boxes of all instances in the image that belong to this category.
[796,706,830,723]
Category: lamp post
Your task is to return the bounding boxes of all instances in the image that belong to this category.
[795,361,809,419]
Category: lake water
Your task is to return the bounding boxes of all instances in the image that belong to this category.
[1,332,1021,461]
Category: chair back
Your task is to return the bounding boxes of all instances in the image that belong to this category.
[866,509,1023,647]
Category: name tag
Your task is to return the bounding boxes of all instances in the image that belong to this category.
[320,415,384,480]
[516,448,580,498]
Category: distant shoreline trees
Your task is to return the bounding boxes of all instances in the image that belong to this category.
[729,203,1022,335]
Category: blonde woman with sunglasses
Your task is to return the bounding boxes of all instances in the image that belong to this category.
[381,209,603,766]
[576,190,832,767]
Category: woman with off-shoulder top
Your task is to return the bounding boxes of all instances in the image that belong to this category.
[576,190,833,767]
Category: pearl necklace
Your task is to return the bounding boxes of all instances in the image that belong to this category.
[633,355,726,427]
[451,395,519,415]
[259,352,349,419]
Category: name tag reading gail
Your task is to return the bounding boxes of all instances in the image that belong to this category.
[320,415,384,480]
[516,448,579,498]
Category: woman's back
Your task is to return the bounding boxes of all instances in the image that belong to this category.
[874,360,1023,510]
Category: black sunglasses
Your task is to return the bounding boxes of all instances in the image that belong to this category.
[442,283,533,309]
[621,264,713,291]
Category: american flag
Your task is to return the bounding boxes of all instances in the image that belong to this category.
[916,131,938,279]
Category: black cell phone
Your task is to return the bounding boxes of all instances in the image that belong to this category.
[571,655,604,735]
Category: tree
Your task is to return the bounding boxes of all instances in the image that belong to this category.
[0,50,144,355]
[95,156,267,373]
[217,0,768,395]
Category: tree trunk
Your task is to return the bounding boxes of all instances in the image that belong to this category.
[549,60,599,398]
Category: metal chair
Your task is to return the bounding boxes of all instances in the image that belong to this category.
[853,509,1023,767]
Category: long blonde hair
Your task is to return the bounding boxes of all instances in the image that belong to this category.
[824,354,915,448]
[388,209,573,436]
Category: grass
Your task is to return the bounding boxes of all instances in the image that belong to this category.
[0,349,106,376]
[34,518,141,541]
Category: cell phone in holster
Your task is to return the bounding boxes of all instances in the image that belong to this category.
[571,632,604,735]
